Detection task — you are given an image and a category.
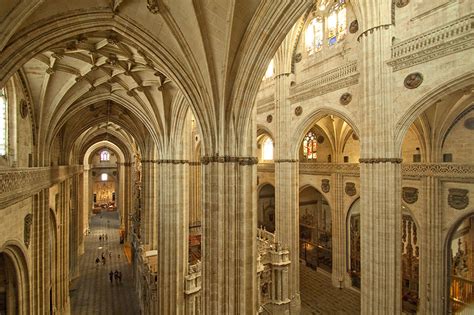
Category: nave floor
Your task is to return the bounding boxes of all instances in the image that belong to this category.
[70,211,140,315]
[300,264,361,314]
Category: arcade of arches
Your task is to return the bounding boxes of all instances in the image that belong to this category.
[0,1,473,314]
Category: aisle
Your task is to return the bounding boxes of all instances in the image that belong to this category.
[70,211,140,315]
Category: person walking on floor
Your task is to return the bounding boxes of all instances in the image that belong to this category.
[109,270,114,284]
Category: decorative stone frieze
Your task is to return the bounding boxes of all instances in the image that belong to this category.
[340,92,352,105]
[402,163,474,178]
[24,213,33,248]
[404,72,423,89]
[388,14,474,71]
[321,179,330,193]
[345,182,357,197]
[274,159,298,163]
[289,61,359,103]
[201,155,258,165]
[448,188,469,210]
[402,187,418,204]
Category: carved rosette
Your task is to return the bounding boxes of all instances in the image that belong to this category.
[266,115,273,123]
[396,0,409,8]
[404,72,423,89]
[402,187,418,204]
[345,182,357,197]
[295,106,303,116]
[294,53,302,63]
[349,20,359,33]
[321,179,330,193]
[24,214,33,248]
[448,188,469,210]
[147,0,159,14]
[340,92,352,105]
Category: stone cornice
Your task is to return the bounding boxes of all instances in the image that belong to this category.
[388,14,474,71]
[200,155,258,165]
[357,24,392,42]
[359,158,403,164]
[288,61,359,103]
[156,159,188,164]
[0,165,83,208]
[256,95,275,114]
[274,159,299,163]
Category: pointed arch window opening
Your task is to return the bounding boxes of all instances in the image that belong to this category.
[262,138,274,161]
[0,88,7,156]
[264,59,275,80]
[100,150,110,162]
[303,131,318,160]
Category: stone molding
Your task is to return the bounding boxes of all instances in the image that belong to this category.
[288,61,359,103]
[0,165,83,208]
[256,96,275,114]
[359,158,403,164]
[357,24,392,42]
[200,155,258,165]
[388,14,474,71]
[274,159,299,163]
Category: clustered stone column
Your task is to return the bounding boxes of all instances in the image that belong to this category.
[359,18,402,313]
[201,156,257,314]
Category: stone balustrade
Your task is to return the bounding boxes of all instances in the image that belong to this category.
[185,261,201,315]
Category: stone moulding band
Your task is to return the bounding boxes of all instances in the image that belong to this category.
[200,155,258,165]
[359,158,403,164]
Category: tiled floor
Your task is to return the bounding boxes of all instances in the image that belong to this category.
[300,264,361,315]
[70,211,140,315]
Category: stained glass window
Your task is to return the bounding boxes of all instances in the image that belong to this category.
[262,138,273,160]
[0,88,7,156]
[305,17,324,54]
[101,173,108,181]
[100,150,110,161]
[328,0,346,46]
[303,131,318,160]
[264,59,274,79]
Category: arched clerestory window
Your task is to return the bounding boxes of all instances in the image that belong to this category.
[262,138,274,161]
[303,131,318,160]
[100,150,110,161]
[263,59,274,80]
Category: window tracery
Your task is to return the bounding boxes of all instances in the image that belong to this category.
[305,0,347,53]
[0,88,7,156]
[303,131,318,160]
[100,150,110,161]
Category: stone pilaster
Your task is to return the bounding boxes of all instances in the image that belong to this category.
[32,188,50,314]
[420,176,444,314]
[332,172,346,288]
[201,156,257,314]
[141,160,155,247]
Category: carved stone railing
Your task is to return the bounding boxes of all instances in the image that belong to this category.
[257,227,276,245]
[289,61,359,103]
[134,247,158,315]
[185,261,201,315]
[0,165,83,208]
[258,163,474,179]
[388,14,474,71]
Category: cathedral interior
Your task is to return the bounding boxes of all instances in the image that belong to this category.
[0,0,473,314]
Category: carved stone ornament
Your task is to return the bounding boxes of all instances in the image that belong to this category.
[402,187,418,204]
[317,135,324,144]
[295,106,303,116]
[349,20,359,33]
[321,179,330,193]
[19,99,28,118]
[24,214,33,248]
[147,0,159,14]
[340,92,352,105]
[448,188,469,210]
[464,117,474,130]
[404,72,423,89]
[345,182,357,197]
[396,0,409,8]
[294,53,302,63]
[266,115,273,123]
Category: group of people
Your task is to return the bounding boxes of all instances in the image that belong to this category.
[99,233,108,242]
[109,270,122,284]
[95,250,119,266]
